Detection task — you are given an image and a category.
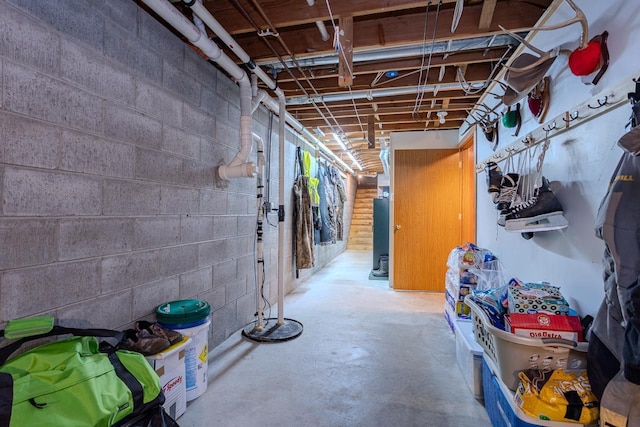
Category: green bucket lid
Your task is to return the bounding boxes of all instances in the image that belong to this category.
[155,299,211,325]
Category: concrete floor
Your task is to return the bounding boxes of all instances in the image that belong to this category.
[178,250,491,427]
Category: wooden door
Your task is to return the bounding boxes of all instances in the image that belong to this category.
[393,149,461,291]
[459,134,476,244]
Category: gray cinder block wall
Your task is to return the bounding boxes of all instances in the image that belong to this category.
[0,0,356,349]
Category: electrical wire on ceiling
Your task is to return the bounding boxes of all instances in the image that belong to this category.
[413,0,443,118]
[325,0,354,83]
[370,41,513,92]
[345,87,365,166]
[230,0,353,151]
[348,87,365,135]
[324,0,365,170]
[413,0,432,117]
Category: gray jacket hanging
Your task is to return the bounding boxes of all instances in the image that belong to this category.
[592,126,640,385]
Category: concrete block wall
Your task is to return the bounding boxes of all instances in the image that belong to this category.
[0,0,356,349]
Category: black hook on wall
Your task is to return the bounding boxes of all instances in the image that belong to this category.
[542,121,557,132]
[562,111,580,123]
[587,96,609,109]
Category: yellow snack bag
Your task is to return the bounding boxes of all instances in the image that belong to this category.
[515,369,599,424]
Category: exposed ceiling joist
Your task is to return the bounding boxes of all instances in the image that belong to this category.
[153,0,553,173]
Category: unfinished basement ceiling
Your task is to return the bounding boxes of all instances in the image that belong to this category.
[146,0,553,173]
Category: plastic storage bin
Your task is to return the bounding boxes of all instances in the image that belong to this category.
[482,356,596,427]
[156,299,211,402]
[454,318,484,400]
[465,295,588,391]
[146,336,191,420]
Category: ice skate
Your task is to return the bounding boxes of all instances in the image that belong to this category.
[496,173,521,211]
[497,196,533,227]
[505,212,568,233]
[485,161,503,204]
[504,178,567,233]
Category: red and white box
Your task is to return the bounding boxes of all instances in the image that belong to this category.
[506,313,583,341]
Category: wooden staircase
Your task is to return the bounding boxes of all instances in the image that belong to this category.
[347,188,376,251]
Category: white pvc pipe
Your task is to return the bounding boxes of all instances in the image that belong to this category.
[185,0,353,174]
[287,82,470,105]
[251,90,267,114]
[218,80,255,179]
[218,162,256,179]
[315,21,331,42]
[305,0,330,41]
[141,0,256,180]
[277,93,286,325]
[189,1,277,90]
[256,34,518,69]
[192,0,207,34]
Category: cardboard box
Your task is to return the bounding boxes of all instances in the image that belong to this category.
[507,283,570,315]
[506,313,583,341]
[146,336,191,420]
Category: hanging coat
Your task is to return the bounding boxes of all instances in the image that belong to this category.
[293,175,315,269]
[332,166,348,241]
[317,163,333,245]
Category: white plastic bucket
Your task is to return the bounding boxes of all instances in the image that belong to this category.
[166,319,211,401]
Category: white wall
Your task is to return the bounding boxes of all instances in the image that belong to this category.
[474,0,640,317]
[391,129,460,149]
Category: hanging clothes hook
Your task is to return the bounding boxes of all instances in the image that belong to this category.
[587,96,609,109]
[562,110,580,123]
[542,121,557,132]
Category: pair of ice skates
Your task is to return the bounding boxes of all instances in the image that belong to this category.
[485,162,568,235]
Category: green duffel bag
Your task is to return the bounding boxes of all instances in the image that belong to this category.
[0,317,167,427]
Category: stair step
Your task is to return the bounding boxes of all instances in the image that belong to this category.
[347,244,373,251]
[349,237,373,245]
[351,222,372,227]
[347,188,376,249]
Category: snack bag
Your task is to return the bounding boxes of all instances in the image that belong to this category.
[515,369,599,424]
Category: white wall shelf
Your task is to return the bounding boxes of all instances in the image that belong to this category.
[475,76,635,174]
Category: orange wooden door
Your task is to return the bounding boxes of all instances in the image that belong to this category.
[393,149,461,291]
[459,134,476,245]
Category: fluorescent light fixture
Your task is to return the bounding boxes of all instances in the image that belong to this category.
[332,133,347,150]
[346,151,363,171]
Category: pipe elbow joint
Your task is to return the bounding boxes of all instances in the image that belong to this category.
[218,162,257,180]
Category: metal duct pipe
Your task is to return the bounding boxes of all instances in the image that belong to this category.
[287,82,478,105]
[257,34,521,69]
